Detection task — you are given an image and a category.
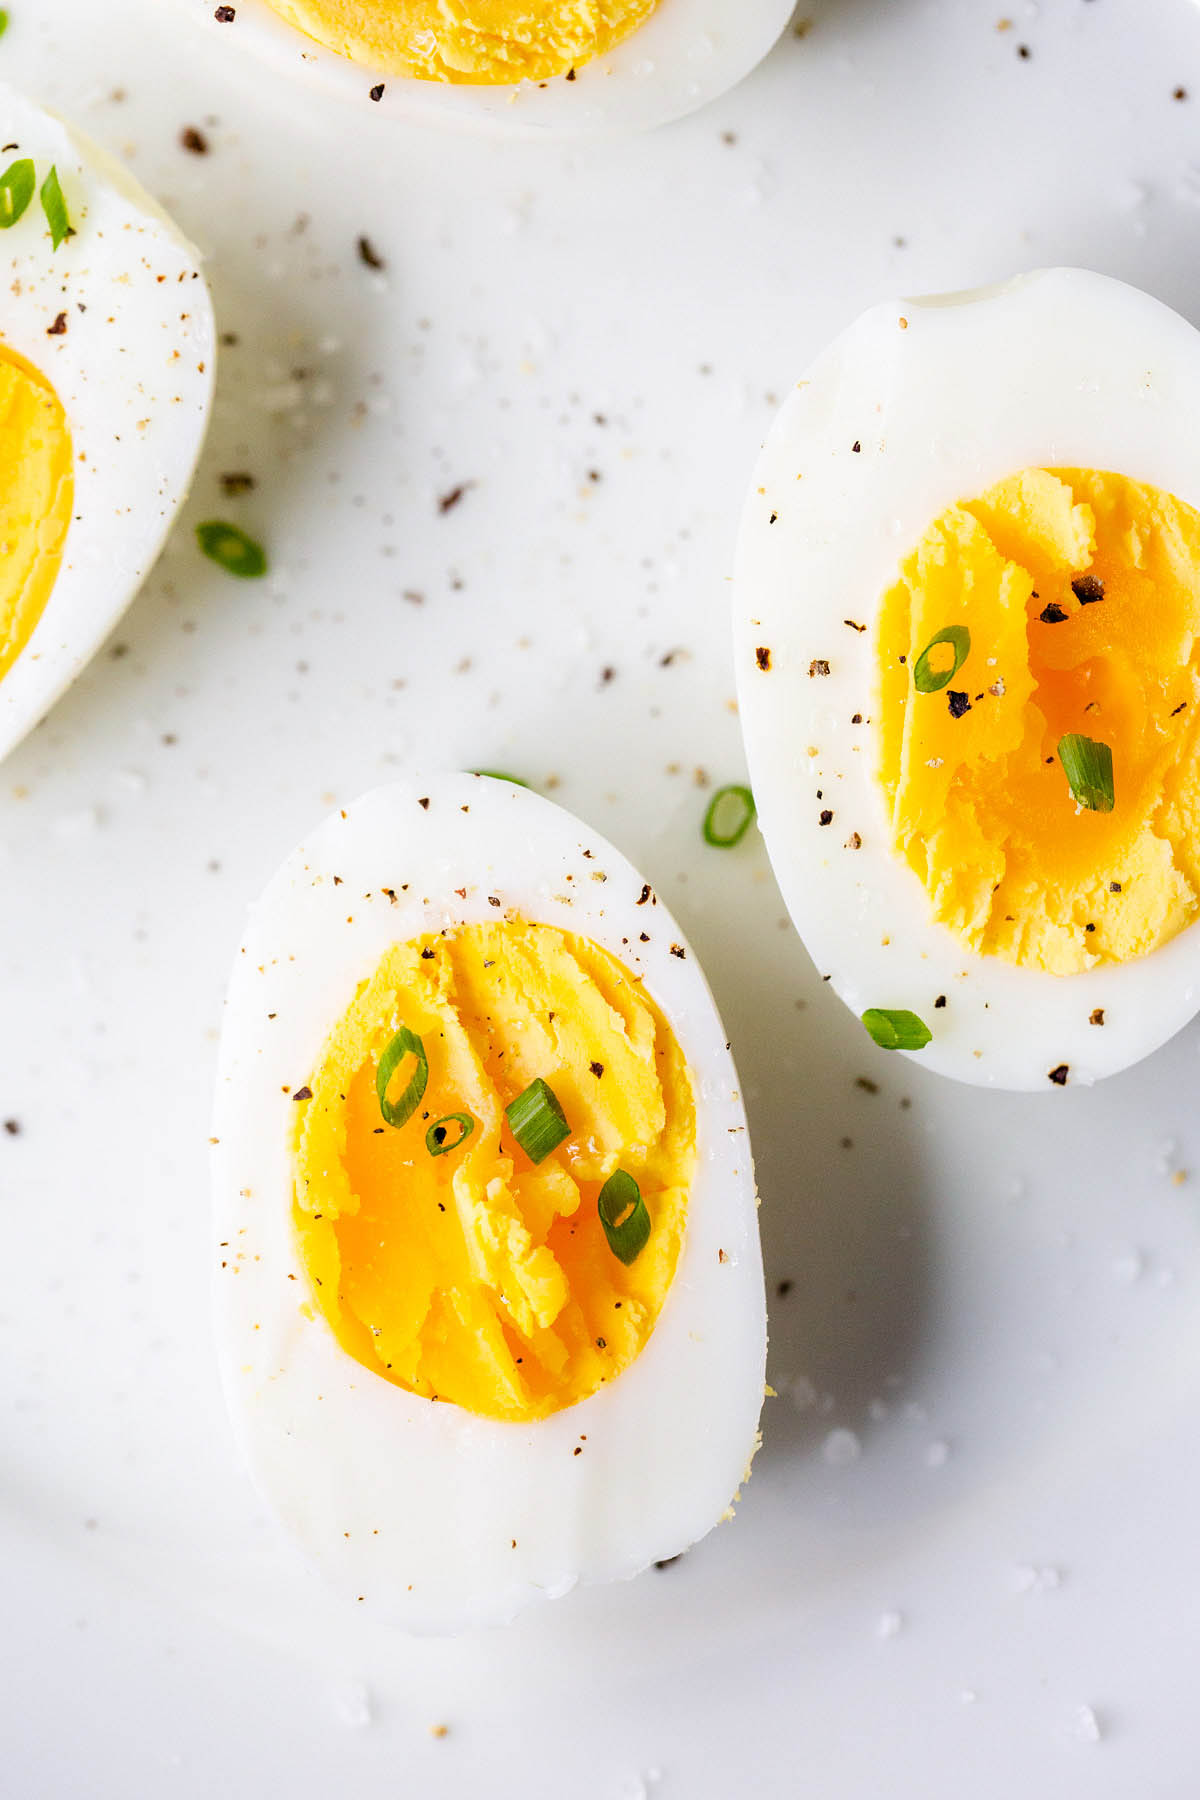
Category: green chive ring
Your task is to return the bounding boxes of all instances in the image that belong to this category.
[425,1112,476,1157]
[703,784,756,848]
[913,624,970,694]
[40,166,71,250]
[196,520,268,579]
[377,1026,429,1129]
[1057,733,1115,813]
[861,1008,933,1052]
[0,158,35,229]
[597,1169,651,1266]
[505,1077,570,1164]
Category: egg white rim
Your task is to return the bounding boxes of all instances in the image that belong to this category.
[177,0,794,140]
[212,774,765,1632]
[734,268,1200,1092]
[0,84,216,766]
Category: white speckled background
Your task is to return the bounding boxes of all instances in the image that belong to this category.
[5,0,1200,1793]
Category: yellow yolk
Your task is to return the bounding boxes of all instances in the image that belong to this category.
[263,0,659,82]
[0,348,73,687]
[877,468,1200,974]
[292,920,694,1421]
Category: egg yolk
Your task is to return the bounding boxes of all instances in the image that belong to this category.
[0,347,73,688]
[292,920,694,1421]
[263,0,659,82]
[877,467,1200,975]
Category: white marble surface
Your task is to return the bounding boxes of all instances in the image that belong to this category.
[4,0,1200,1793]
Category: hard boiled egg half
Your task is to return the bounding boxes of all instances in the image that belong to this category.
[735,269,1200,1091]
[184,0,794,137]
[0,85,215,766]
[212,775,765,1631]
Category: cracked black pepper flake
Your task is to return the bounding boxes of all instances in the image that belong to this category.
[636,884,651,905]
[180,126,209,154]
[3,1119,19,1135]
[851,712,863,724]
[1017,42,1031,58]
[438,483,471,514]
[1048,1063,1069,1086]
[670,944,686,958]
[755,646,772,671]
[220,471,255,496]
[589,1061,604,1078]
[369,82,385,100]
[845,831,862,849]
[292,1086,312,1102]
[1085,922,1096,933]
[418,797,430,809]
[1171,701,1188,717]
[776,1278,793,1296]
[1090,1008,1105,1026]
[809,658,830,677]
[1039,602,1068,624]
[947,689,971,719]
[1110,881,1122,892]
[769,511,778,524]
[47,311,67,336]
[214,4,235,17]
[851,440,861,453]
[844,619,866,633]
[357,235,385,270]
[421,948,435,960]
[1072,574,1105,604]
[819,809,833,825]
[934,994,946,1008]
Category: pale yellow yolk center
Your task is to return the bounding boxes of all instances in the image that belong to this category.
[877,468,1200,975]
[292,920,694,1422]
[264,0,659,82]
[0,347,73,687]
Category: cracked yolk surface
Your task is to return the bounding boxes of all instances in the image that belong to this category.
[0,347,73,688]
[292,920,694,1421]
[263,0,659,82]
[877,467,1200,974]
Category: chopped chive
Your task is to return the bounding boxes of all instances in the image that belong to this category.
[425,1111,475,1157]
[703,784,756,848]
[195,520,268,579]
[0,157,34,228]
[861,1008,932,1052]
[1057,733,1115,812]
[913,624,970,694]
[506,1077,569,1163]
[0,13,10,38]
[472,770,528,786]
[376,1026,428,1129]
[39,165,71,250]
[597,1168,651,1266]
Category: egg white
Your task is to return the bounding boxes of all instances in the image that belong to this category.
[179,0,794,138]
[212,774,765,1632]
[0,85,215,766]
[734,268,1200,1091]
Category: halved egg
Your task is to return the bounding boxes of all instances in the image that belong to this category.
[734,269,1200,1091]
[182,0,794,137]
[0,85,215,766]
[212,774,765,1631]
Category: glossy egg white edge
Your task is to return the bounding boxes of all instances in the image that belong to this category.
[212,774,766,1633]
[733,268,1200,1092]
[177,0,794,139]
[0,84,216,766]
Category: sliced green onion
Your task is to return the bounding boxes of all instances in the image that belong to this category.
[506,1077,569,1163]
[861,1008,932,1052]
[703,784,756,848]
[472,770,528,787]
[39,165,70,250]
[597,1168,651,1266]
[376,1026,428,1129]
[0,13,10,39]
[0,158,34,229]
[913,624,970,695]
[1057,733,1115,812]
[425,1111,475,1157]
[195,520,268,579]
